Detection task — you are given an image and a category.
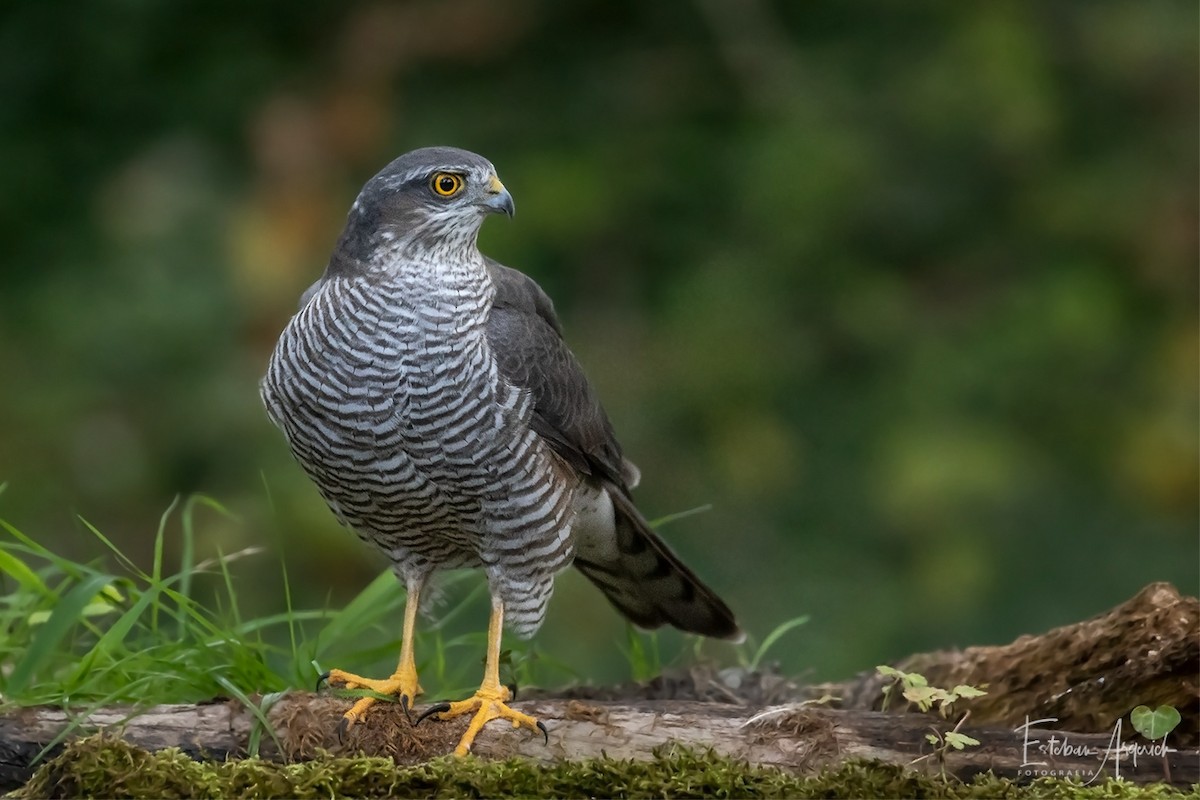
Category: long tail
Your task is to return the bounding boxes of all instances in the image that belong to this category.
[573,484,743,642]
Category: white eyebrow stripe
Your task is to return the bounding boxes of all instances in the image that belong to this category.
[411,165,478,179]
[374,161,496,192]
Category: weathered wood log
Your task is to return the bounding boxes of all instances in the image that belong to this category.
[0,693,1194,790]
[2,583,1194,791]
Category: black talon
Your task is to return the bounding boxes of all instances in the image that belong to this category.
[337,716,351,744]
[400,694,413,724]
[415,702,452,726]
[507,682,518,701]
[316,671,332,692]
[536,720,549,746]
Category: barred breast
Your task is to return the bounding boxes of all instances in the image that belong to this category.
[260,256,576,636]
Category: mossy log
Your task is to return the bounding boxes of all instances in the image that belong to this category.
[0,693,1194,791]
[0,583,1195,791]
[830,582,1199,747]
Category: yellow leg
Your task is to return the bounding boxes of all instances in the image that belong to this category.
[322,577,424,733]
[416,596,547,756]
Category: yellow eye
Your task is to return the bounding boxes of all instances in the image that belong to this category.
[430,172,464,197]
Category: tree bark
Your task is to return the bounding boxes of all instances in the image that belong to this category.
[0,693,1194,791]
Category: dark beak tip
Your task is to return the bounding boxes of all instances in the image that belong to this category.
[485,190,515,218]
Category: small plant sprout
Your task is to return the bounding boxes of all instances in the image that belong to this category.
[1130,704,1181,741]
[1130,704,1181,785]
[917,711,982,778]
[876,665,987,718]
[876,666,987,779]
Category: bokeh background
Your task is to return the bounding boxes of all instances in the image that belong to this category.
[1,1,1196,686]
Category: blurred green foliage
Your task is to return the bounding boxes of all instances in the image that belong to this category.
[0,1,1196,685]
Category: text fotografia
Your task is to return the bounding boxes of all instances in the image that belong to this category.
[1016,716,1177,783]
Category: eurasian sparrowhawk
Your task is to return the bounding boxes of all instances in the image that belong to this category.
[261,146,741,755]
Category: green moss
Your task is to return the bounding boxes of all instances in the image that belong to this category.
[16,736,1196,799]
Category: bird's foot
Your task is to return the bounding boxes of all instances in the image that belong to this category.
[319,666,423,736]
[415,683,548,756]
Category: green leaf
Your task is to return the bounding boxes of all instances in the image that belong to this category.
[1130,704,1181,740]
[29,600,117,626]
[903,685,939,711]
[952,684,988,699]
[945,732,980,749]
[0,548,48,595]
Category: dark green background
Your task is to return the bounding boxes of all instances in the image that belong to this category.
[1,1,1196,685]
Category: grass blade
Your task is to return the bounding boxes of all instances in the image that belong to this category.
[0,547,49,596]
[6,573,116,695]
[649,504,713,529]
[749,615,810,671]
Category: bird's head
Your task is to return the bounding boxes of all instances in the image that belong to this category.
[335,146,514,266]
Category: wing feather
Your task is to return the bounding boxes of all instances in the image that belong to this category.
[484,259,638,489]
[484,259,740,640]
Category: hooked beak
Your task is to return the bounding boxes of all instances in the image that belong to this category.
[483,174,515,218]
